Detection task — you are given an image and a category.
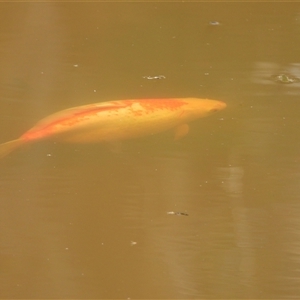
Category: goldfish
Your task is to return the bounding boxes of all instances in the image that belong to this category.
[0,98,226,158]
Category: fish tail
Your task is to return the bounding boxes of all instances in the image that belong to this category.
[0,139,24,159]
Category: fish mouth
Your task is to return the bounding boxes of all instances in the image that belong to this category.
[210,101,227,113]
[218,101,227,109]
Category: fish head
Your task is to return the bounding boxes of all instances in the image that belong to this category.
[182,98,227,119]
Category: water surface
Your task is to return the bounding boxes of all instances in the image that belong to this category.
[1,2,300,299]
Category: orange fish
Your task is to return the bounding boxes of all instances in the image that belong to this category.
[0,98,226,158]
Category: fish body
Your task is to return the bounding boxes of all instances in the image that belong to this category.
[0,98,226,158]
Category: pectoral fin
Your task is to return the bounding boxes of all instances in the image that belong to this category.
[174,124,190,141]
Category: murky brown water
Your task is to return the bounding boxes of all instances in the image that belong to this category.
[1,2,300,299]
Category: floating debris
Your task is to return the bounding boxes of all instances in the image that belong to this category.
[143,75,166,80]
[209,21,221,26]
[167,211,189,216]
[270,73,300,84]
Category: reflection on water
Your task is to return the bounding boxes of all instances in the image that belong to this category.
[2,1,300,299]
[252,61,300,95]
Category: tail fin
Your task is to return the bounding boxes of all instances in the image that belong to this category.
[0,139,24,159]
